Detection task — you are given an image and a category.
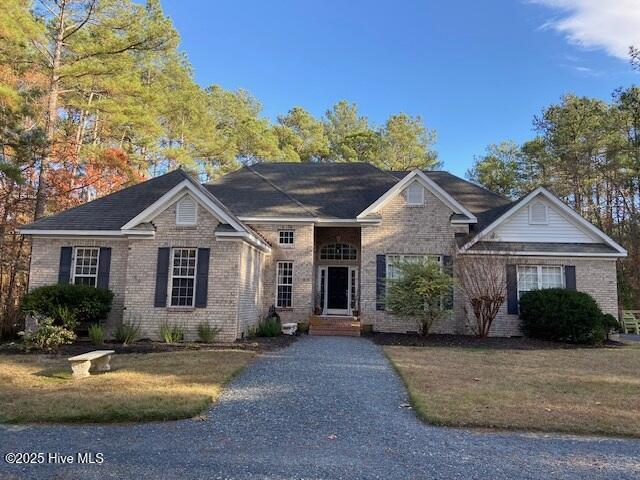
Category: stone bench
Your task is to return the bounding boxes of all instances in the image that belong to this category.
[68,350,115,379]
[281,323,297,335]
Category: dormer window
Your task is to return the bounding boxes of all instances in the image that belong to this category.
[406,182,424,205]
[176,196,197,225]
[528,202,548,225]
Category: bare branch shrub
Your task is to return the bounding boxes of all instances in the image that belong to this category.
[457,255,506,338]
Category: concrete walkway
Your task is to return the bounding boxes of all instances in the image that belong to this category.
[1,336,639,479]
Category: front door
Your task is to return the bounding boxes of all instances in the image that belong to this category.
[326,266,349,314]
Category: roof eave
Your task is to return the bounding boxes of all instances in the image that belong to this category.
[458,249,627,258]
[19,228,155,238]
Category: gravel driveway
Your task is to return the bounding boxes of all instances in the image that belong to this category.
[1,336,639,479]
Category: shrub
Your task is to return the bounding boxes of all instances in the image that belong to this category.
[601,313,621,336]
[297,322,309,334]
[159,321,184,344]
[197,322,219,343]
[386,259,453,336]
[53,305,78,331]
[519,289,606,345]
[114,318,141,345]
[19,316,76,352]
[88,323,105,345]
[21,284,113,327]
[256,318,281,337]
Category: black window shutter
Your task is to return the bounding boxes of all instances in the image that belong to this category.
[154,248,170,307]
[58,247,73,284]
[376,254,386,311]
[565,265,576,290]
[506,264,518,314]
[443,255,454,310]
[195,248,210,308]
[97,247,111,289]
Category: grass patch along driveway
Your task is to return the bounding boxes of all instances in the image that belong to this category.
[385,344,640,438]
[0,349,254,423]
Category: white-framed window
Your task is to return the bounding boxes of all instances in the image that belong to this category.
[169,248,197,307]
[319,243,357,260]
[386,254,442,280]
[176,196,197,225]
[72,247,100,286]
[517,265,564,299]
[278,230,294,246]
[406,182,425,205]
[276,261,293,308]
[528,202,548,225]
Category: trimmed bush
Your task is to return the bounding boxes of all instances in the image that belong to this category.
[197,322,220,343]
[19,315,76,352]
[88,323,106,345]
[21,284,113,327]
[519,289,606,345]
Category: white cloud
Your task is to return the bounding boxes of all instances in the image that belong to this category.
[531,0,640,59]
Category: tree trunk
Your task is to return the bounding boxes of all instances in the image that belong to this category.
[34,1,67,220]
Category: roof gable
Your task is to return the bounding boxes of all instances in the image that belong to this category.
[121,176,246,232]
[357,169,478,222]
[490,196,598,243]
[459,187,627,256]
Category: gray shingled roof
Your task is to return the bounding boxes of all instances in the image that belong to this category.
[22,170,189,231]
[207,163,398,218]
[208,163,511,219]
[22,163,514,231]
[468,242,619,254]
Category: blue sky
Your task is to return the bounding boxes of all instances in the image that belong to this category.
[161,0,640,177]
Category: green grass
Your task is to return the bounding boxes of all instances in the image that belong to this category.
[385,344,640,437]
[0,350,254,423]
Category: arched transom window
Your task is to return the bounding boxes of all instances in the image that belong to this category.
[320,243,357,260]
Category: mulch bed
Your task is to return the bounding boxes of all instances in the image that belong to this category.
[0,335,297,356]
[368,332,624,350]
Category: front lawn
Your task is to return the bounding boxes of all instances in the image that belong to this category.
[0,350,254,423]
[385,343,640,437]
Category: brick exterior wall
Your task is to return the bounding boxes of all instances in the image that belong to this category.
[29,237,128,332]
[237,241,265,337]
[249,223,314,323]
[464,255,619,337]
[27,198,267,342]
[360,187,466,334]
[124,201,246,342]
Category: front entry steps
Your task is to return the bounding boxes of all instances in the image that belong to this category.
[309,315,361,337]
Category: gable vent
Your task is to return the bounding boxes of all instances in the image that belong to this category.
[529,202,548,225]
[406,182,424,205]
[176,196,197,225]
